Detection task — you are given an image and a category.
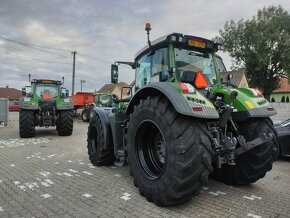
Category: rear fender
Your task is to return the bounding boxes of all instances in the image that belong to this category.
[56,98,74,110]
[126,82,219,119]
[19,97,38,110]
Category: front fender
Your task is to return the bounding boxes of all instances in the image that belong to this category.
[126,82,219,119]
[90,107,113,150]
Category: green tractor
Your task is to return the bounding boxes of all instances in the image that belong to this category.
[87,24,278,206]
[81,93,119,122]
[19,79,74,138]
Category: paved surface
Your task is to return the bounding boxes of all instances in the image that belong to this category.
[0,112,290,218]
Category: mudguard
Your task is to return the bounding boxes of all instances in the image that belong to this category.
[56,98,74,110]
[90,107,114,150]
[126,82,219,119]
[19,97,38,110]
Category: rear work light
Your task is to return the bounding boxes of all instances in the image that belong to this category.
[266,107,274,112]
[250,88,263,97]
[192,107,203,112]
[177,83,195,93]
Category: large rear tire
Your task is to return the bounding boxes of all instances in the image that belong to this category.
[19,109,35,138]
[57,110,74,136]
[127,96,214,206]
[87,114,115,166]
[211,118,278,185]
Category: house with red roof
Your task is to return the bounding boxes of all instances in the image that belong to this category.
[270,77,290,102]
[0,86,22,101]
[96,82,130,99]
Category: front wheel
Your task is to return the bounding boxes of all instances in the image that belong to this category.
[57,110,74,136]
[127,96,214,206]
[87,113,115,166]
[211,118,278,185]
[81,108,90,122]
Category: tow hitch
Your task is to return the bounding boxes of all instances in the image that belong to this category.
[234,133,273,156]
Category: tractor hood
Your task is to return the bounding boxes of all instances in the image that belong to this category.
[213,86,277,121]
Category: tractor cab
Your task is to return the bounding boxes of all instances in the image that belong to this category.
[111,27,226,94]
[31,79,62,100]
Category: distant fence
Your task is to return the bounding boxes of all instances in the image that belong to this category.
[270,103,290,122]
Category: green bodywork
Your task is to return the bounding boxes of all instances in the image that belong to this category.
[170,82,215,109]
[213,86,270,111]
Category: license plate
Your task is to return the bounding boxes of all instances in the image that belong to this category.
[188,39,206,48]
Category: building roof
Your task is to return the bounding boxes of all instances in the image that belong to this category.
[272,77,290,93]
[97,82,129,94]
[220,68,247,87]
[0,87,22,100]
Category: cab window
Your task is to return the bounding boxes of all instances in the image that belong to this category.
[135,47,169,91]
[175,48,216,86]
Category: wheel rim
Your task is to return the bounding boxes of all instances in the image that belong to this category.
[90,125,97,154]
[82,111,88,120]
[135,120,166,180]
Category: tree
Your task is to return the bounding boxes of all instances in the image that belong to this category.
[281,96,285,102]
[218,6,290,100]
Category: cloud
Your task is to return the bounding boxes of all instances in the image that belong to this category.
[0,0,289,92]
[1,64,20,72]
[22,21,69,44]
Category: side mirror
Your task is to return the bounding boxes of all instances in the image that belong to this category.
[159,71,169,82]
[22,88,26,96]
[66,90,69,97]
[111,64,119,84]
[227,74,233,83]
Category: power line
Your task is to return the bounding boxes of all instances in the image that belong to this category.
[0,35,71,58]
[5,53,72,65]
[78,53,112,64]
[77,60,103,73]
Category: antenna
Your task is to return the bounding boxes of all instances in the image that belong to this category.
[145,22,151,47]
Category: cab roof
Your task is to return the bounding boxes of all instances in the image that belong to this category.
[31,79,62,85]
[134,33,219,60]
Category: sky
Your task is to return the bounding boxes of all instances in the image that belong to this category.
[0,0,289,94]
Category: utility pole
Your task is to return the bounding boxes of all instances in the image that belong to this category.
[80,80,85,92]
[71,51,77,95]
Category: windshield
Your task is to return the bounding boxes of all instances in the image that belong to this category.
[97,95,111,104]
[35,84,59,99]
[175,48,218,86]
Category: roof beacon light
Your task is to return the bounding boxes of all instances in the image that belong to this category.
[145,22,151,31]
[145,22,152,47]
